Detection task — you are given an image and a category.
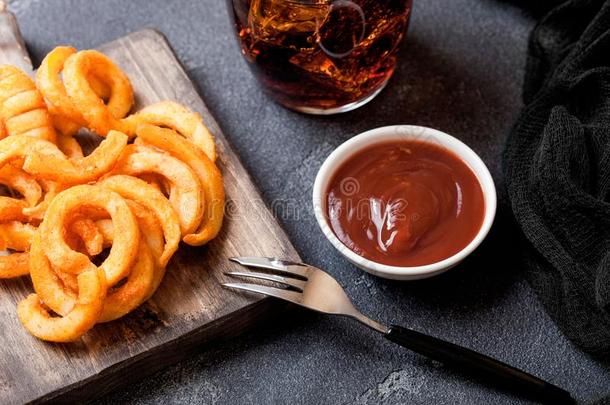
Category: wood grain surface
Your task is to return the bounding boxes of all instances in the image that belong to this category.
[0,2,31,72]
[0,13,299,404]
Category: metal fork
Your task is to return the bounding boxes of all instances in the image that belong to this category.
[223,257,573,404]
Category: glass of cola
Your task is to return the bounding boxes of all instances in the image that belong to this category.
[227,0,414,114]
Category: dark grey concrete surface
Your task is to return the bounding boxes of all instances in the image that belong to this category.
[7,0,610,403]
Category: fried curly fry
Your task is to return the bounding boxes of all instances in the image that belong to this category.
[69,217,105,257]
[38,185,139,285]
[95,203,167,299]
[29,232,77,316]
[62,50,134,135]
[125,101,216,161]
[31,207,163,322]
[99,237,155,323]
[38,47,124,132]
[22,180,64,221]
[0,131,128,184]
[0,164,42,207]
[0,221,36,251]
[108,144,204,235]
[37,47,88,127]
[19,235,107,343]
[128,202,167,298]
[0,196,27,222]
[98,175,180,267]
[0,65,56,143]
[0,222,36,279]
[28,193,143,319]
[0,252,29,278]
[136,124,225,245]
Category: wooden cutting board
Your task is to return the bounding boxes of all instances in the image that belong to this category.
[0,8,299,404]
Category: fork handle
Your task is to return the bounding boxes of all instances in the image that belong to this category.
[385,325,573,404]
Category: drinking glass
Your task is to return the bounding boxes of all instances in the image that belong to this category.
[227,0,414,114]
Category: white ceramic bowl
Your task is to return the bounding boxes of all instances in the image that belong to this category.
[312,125,497,280]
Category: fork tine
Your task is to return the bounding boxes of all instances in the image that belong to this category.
[229,257,309,279]
[225,271,306,291]
[222,282,303,304]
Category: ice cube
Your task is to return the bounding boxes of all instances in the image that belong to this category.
[247,0,331,50]
[317,0,367,58]
[289,49,368,92]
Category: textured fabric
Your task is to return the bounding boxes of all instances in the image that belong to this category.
[504,0,610,356]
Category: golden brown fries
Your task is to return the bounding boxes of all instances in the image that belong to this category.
[137,124,225,245]
[108,144,204,235]
[0,47,225,343]
[125,101,217,161]
[0,65,56,143]
[38,185,140,284]
[97,175,180,267]
[99,237,155,323]
[0,221,35,278]
[20,235,107,343]
[38,47,132,137]
[0,131,128,184]
[63,50,134,135]
[37,47,89,127]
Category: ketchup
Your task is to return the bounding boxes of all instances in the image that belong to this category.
[326,140,485,267]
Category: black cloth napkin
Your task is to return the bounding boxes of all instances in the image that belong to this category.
[504,0,610,357]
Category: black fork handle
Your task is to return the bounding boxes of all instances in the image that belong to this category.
[385,325,574,404]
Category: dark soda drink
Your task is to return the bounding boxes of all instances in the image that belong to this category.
[227,0,413,114]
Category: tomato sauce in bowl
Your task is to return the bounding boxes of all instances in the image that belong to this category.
[325,140,485,267]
